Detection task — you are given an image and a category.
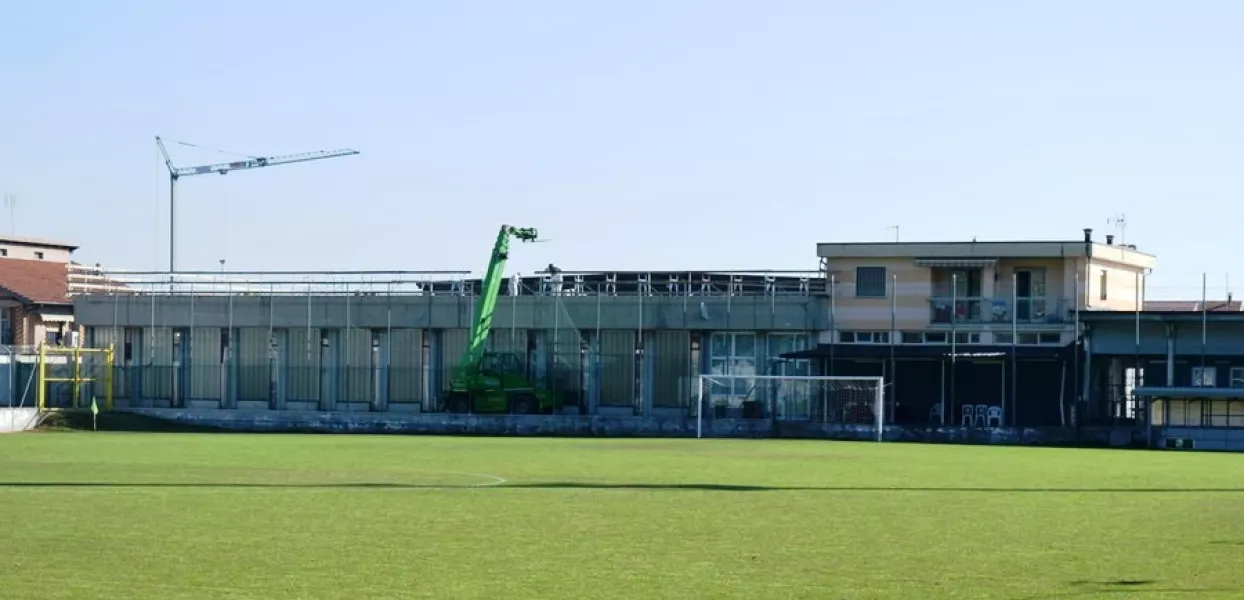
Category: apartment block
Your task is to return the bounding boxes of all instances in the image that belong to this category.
[816,228,1155,347]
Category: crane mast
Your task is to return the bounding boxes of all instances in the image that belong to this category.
[155,136,360,273]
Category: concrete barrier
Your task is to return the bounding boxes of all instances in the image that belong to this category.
[118,407,1142,447]
[0,408,39,433]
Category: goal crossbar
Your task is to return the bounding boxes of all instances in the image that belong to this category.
[695,374,886,441]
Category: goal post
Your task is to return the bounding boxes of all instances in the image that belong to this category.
[695,374,886,441]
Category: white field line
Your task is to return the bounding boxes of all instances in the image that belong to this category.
[448,472,508,487]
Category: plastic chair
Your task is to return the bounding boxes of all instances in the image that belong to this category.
[961,405,975,426]
[987,406,1003,427]
[974,404,989,427]
[929,403,943,425]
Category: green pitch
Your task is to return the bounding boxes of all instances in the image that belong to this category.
[1,433,1242,599]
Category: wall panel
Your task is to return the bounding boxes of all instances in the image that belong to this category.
[286,327,321,402]
[389,329,423,404]
[599,330,635,407]
[237,328,271,402]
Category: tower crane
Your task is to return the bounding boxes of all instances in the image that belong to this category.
[155,136,360,274]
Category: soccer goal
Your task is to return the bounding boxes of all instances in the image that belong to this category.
[695,374,886,441]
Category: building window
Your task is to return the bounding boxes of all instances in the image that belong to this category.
[34,251,43,260]
[854,267,887,298]
[1230,367,1244,389]
[1099,270,1108,301]
[709,332,757,399]
[1192,366,1216,387]
[997,332,1064,345]
[838,331,890,344]
[766,334,809,377]
[0,248,7,257]
[0,308,9,345]
[954,332,981,344]
[900,331,950,344]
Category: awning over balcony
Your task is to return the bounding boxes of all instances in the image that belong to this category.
[37,307,75,323]
[913,258,998,268]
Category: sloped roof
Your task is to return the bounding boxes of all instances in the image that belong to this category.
[1143,300,1244,312]
[0,259,69,305]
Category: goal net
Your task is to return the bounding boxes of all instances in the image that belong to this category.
[695,375,886,441]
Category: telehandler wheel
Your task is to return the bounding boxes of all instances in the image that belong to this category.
[448,393,471,414]
[509,394,536,415]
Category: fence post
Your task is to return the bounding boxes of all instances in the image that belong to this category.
[36,343,45,412]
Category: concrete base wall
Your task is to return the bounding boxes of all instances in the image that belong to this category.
[0,408,39,433]
[119,407,1143,447]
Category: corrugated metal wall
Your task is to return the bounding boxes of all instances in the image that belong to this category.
[189,327,221,400]
[91,327,125,400]
[599,330,634,407]
[142,327,175,401]
[236,328,270,402]
[287,327,321,402]
[488,328,527,356]
[388,329,423,404]
[439,329,468,395]
[340,328,372,403]
[652,330,691,407]
[547,328,582,402]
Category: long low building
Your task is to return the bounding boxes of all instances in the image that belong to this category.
[71,270,825,417]
[58,228,1177,446]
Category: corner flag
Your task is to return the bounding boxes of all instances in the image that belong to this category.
[90,396,99,431]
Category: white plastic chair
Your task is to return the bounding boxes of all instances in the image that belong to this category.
[960,405,974,426]
[973,404,989,427]
[987,406,1003,427]
[929,403,943,424]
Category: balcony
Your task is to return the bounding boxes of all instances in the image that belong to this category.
[930,297,1070,325]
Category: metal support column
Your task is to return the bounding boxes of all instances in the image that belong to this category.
[273,328,287,410]
[373,330,389,412]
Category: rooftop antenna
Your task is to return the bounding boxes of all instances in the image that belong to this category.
[1107,213,1128,245]
[2,193,14,235]
[884,225,900,242]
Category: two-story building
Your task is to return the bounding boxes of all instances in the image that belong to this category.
[0,235,85,346]
[785,228,1156,429]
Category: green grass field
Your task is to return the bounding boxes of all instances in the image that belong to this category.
[1,433,1242,599]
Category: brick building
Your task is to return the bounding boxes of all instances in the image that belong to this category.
[0,235,85,346]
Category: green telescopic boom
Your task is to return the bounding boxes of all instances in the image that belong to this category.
[457,225,539,373]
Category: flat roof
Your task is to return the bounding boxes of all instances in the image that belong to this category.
[1134,387,1244,399]
[1080,310,1244,324]
[817,240,1156,267]
[0,234,78,251]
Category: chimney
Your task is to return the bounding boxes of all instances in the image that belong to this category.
[1083,228,1093,243]
[1105,234,1114,245]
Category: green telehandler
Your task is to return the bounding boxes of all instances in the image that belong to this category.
[445,225,559,414]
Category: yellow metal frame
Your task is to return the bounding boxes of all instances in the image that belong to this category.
[36,344,115,412]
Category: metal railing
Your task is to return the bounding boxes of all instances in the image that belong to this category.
[69,269,826,299]
[929,296,1071,324]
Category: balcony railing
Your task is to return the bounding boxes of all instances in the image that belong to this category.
[929,297,1070,324]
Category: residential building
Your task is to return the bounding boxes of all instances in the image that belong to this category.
[816,227,1155,347]
[0,235,126,347]
[784,228,1157,428]
[0,235,83,346]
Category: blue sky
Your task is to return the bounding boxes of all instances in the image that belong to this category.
[2,1,1242,299]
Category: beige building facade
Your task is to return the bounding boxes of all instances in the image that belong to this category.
[817,229,1156,347]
